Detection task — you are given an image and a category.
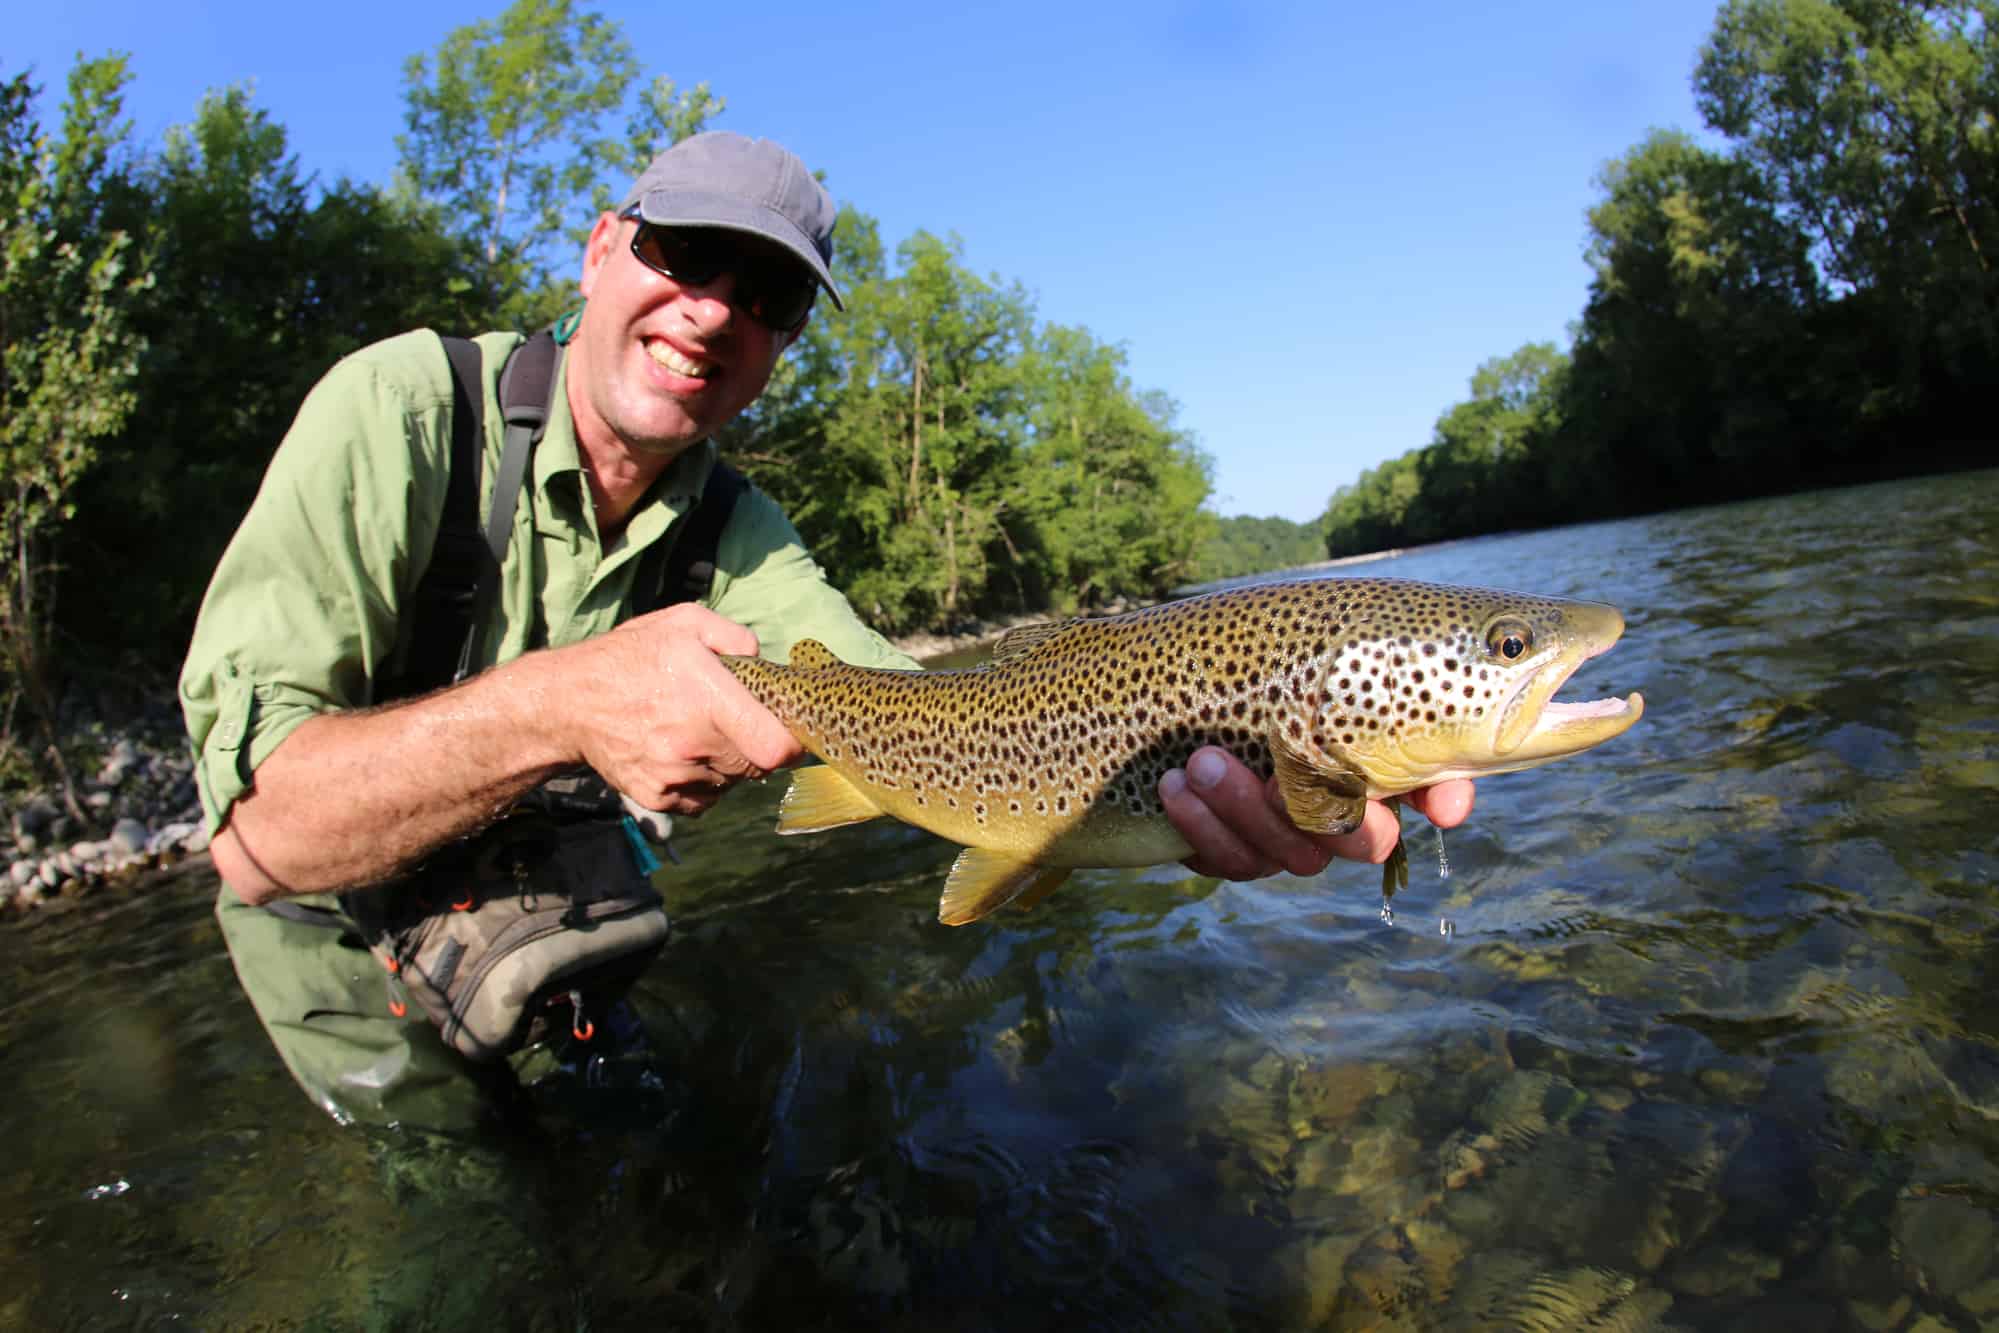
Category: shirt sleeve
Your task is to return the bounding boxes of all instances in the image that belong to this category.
[178,344,450,830]
[707,481,921,672]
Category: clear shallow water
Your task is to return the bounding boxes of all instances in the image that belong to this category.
[5,469,1998,1331]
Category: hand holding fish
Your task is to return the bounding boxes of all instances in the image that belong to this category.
[568,604,804,816]
[1159,748,1475,881]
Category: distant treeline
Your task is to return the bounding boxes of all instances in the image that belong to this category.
[1318,0,1997,557]
[0,0,1234,763]
[1194,515,1326,586]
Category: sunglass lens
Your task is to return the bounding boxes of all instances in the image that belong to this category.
[633,226,725,286]
[632,225,817,332]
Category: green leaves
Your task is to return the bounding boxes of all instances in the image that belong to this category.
[396,0,720,326]
[728,220,1212,633]
[0,58,151,765]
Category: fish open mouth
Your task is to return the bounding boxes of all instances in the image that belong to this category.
[1511,631,1644,761]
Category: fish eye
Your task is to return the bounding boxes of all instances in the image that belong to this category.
[1484,618,1534,662]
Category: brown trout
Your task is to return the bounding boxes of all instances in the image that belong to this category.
[722,577,1643,925]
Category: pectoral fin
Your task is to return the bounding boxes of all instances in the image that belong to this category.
[1270,726,1370,836]
[776,765,885,833]
[938,848,1069,925]
[1003,866,1073,915]
[1380,796,1409,899]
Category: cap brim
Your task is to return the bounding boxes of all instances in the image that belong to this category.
[633,189,846,312]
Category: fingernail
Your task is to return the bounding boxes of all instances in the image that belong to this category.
[1159,770,1186,800]
[1188,750,1227,791]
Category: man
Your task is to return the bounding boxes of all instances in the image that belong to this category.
[181,132,1473,1130]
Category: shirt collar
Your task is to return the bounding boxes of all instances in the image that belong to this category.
[534,344,720,541]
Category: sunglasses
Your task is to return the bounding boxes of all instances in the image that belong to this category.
[625,219,818,333]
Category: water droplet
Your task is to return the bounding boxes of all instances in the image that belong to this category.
[1439,917,1455,939]
[82,1178,130,1201]
[1436,828,1450,880]
[1379,897,1394,927]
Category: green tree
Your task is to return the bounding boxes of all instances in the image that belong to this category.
[1555,129,1825,510]
[51,79,499,670]
[1017,325,1211,611]
[1322,451,1424,558]
[398,0,720,324]
[1695,0,1999,428]
[1410,342,1567,540]
[1194,514,1324,584]
[0,58,150,806]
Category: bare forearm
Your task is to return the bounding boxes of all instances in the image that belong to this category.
[211,606,807,906]
[212,653,575,903]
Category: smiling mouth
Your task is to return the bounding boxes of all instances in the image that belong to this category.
[646,339,715,379]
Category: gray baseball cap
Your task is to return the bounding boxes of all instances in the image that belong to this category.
[619,131,845,312]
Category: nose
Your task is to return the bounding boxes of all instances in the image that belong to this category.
[676,270,738,338]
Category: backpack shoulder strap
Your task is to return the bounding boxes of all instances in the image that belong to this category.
[637,461,747,615]
[386,330,561,701]
[454,330,557,682]
[393,335,488,699]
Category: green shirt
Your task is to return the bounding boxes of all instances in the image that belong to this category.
[180,328,915,831]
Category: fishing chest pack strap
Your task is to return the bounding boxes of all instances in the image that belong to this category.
[263,329,748,1062]
[392,330,748,698]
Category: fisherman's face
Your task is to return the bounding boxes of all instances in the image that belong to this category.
[570,214,800,458]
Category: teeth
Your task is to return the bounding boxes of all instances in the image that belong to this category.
[646,340,714,378]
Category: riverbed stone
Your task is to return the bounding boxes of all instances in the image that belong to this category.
[1846,1292,1911,1331]
[12,793,59,837]
[1892,1193,1994,1297]
[1962,1275,1999,1318]
[1665,1240,1782,1300]
[97,737,139,786]
[109,818,150,857]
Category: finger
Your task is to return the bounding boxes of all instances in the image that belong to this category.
[1404,779,1475,830]
[1165,748,1331,879]
[627,601,761,658]
[1161,768,1277,881]
[658,784,724,817]
[699,661,805,775]
[622,761,734,809]
[1314,799,1408,865]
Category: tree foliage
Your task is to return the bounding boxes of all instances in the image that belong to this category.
[1322,0,1996,559]
[56,82,501,668]
[731,224,1211,632]
[0,57,150,799]
[397,0,720,325]
[1193,514,1324,584]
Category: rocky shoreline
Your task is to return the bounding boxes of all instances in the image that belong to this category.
[0,606,1134,918]
[3,696,210,917]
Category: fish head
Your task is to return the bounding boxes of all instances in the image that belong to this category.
[1307,580,1644,795]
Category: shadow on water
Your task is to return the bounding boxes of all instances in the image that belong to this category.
[5,469,1999,1329]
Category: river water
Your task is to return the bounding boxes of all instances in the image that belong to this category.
[4,469,1997,1331]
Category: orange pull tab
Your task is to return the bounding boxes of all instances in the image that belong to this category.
[569,989,594,1042]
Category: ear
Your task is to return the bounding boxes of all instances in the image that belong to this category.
[578,212,624,299]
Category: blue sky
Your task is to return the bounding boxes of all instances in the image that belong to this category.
[13,1,1725,523]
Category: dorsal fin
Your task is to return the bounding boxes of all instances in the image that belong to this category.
[787,639,841,670]
[989,619,1075,664]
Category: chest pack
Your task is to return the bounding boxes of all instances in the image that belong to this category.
[269,329,746,1062]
